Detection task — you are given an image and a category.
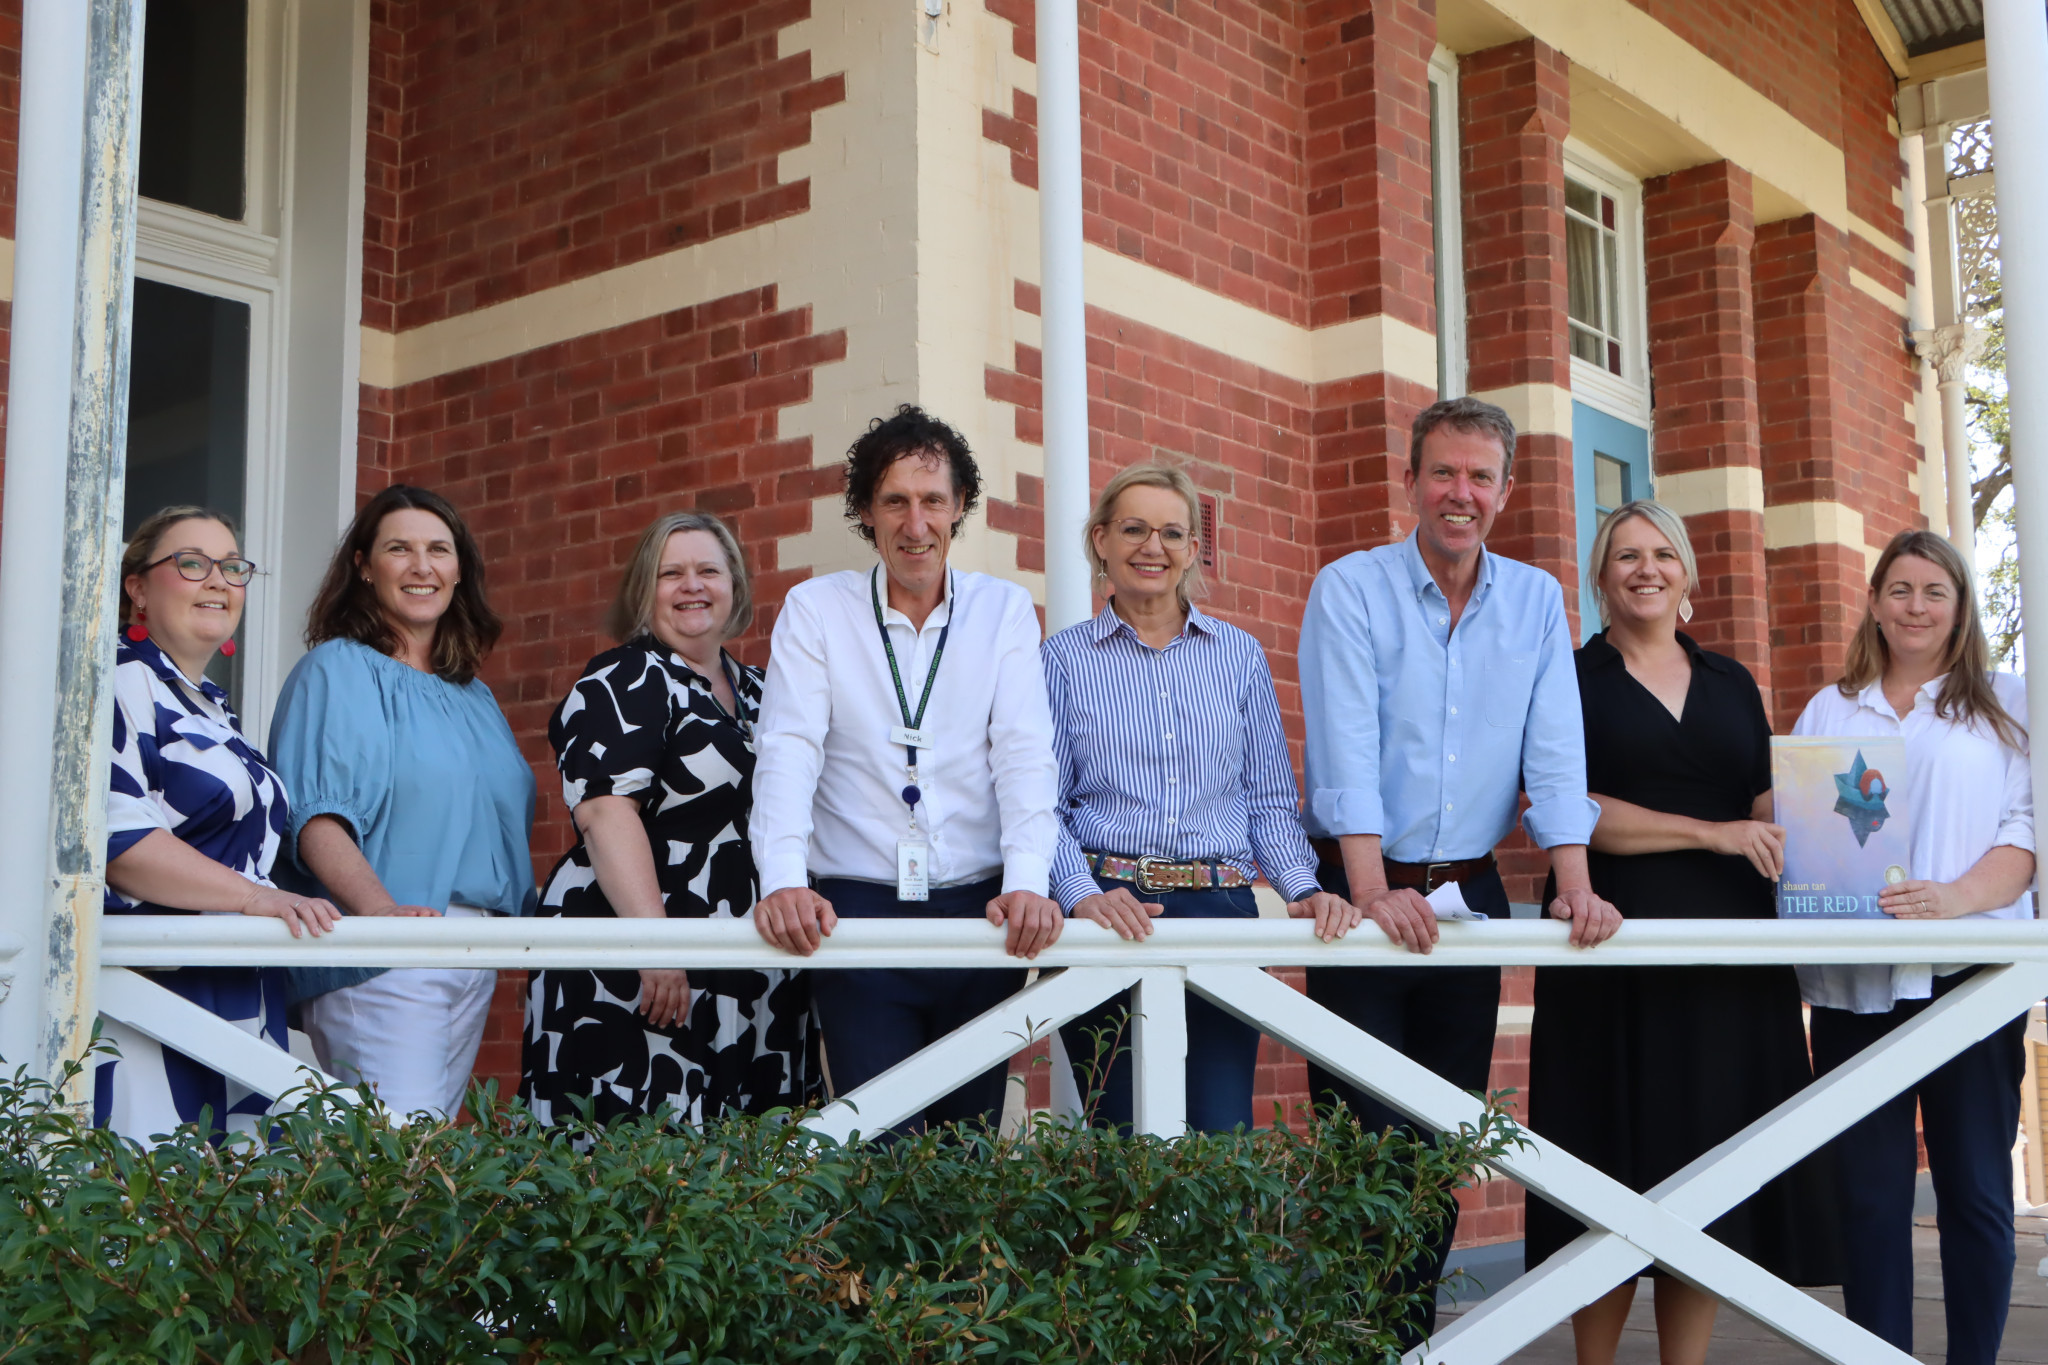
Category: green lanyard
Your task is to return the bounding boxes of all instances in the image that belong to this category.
[872,566,953,786]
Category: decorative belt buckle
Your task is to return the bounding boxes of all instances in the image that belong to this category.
[1135,856,1173,894]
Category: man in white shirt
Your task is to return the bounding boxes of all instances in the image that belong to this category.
[751,405,1063,1135]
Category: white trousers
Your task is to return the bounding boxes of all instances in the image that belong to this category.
[299,906,496,1119]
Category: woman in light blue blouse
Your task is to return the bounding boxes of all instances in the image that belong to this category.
[269,485,535,1118]
[1044,462,1356,1132]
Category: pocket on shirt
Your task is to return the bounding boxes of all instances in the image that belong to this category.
[1483,654,1537,727]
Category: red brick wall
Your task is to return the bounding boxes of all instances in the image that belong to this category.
[363,0,842,334]
[1755,215,1922,729]
[360,287,847,1089]
[1303,2,1435,334]
[1635,0,1843,140]
[1459,37,1573,908]
[1078,0,1310,323]
[1303,1,1438,561]
[1643,160,1770,687]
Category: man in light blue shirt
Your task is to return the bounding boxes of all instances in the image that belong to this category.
[1298,395,1618,1342]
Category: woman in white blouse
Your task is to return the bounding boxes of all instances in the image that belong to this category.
[1796,529,2034,1365]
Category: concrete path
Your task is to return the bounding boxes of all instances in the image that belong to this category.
[1434,1216,2048,1363]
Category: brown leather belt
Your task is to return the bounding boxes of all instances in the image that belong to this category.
[1311,840,1495,896]
[1087,851,1252,894]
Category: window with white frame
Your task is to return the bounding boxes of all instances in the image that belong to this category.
[1565,178,1626,376]
[1562,148,1650,423]
[130,0,278,702]
[127,0,369,734]
[1427,47,1465,400]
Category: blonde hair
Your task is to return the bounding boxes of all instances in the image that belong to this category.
[120,506,238,625]
[1840,529,2026,753]
[1587,499,1698,629]
[1085,462,1206,609]
[606,511,754,643]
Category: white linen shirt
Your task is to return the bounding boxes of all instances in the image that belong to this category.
[751,565,1058,897]
[1793,672,2035,1013]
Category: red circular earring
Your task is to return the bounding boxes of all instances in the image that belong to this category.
[220,639,237,657]
[125,609,148,644]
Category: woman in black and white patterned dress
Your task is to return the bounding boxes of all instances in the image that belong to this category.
[522,512,816,1125]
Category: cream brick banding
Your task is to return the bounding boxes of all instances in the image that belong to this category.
[359,229,1447,396]
[1657,465,1767,517]
[1079,244,1439,388]
[1763,500,1872,566]
[1470,382,1573,439]
[1850,267,1909,316]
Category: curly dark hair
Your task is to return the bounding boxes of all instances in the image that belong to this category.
[842,405,982,545]
[304,484,502,686]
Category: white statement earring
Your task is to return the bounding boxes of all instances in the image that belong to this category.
[1679,594,1694,623]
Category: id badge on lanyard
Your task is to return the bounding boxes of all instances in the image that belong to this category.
[874,568,953,902]
[896,838,931,900]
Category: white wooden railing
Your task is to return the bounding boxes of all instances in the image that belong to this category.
[81,915,2048,1365]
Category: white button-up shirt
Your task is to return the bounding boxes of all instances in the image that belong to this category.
[1792,672,2035,1013]
[751,565,1058,897]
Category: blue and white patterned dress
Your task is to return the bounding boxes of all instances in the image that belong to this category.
[95,634,294,1143]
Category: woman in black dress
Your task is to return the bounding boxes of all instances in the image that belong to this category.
[1527,500,1837,1365]
[522,512,817,1126]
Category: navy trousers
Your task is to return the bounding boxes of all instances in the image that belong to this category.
[1809,968,2029,1365]
[1301,857,1508,1345]
[808,875,1024,1137]
[1058,880,1263,1133]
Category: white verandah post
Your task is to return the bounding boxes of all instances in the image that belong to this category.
[1984,0,2048,820]
[0,0,145,1086]
[1036,0,1097,1126]
[1035,0,1090,635]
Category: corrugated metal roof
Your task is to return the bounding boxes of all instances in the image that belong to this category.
[1879,0,1986,56]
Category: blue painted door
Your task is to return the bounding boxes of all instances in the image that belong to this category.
[1570,401,1652,641]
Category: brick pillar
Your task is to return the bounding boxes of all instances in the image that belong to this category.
[1460,38,1574,614]
[1643,161,1769,691]
[1460,38,1569,911]
[1755,216,1866,729]
[1304,0,1438,561]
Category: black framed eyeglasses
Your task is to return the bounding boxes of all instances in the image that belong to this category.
[140,550,259,586]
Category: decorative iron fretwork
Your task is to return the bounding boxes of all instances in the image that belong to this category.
[1949,120,2000,320]
[1951,118,1994,180]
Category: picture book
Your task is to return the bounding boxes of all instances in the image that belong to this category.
[1769,736,1911,919]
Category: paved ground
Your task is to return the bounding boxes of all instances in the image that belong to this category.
[1435,1216,2048,1362]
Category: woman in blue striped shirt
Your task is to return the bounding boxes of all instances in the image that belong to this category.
[1044,462,1358,1132]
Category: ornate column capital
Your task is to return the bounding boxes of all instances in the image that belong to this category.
[1911,323,1983,383]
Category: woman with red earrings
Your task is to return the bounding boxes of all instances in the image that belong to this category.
[97,506,341,1145]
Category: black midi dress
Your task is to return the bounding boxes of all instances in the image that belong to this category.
[1525,631,1840,1284]
[521,638,818,1127]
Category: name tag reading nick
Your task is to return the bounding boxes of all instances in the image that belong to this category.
[897,839,931,901]
[889,725,933,750]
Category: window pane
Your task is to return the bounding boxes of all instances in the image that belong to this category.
[1566,178,1598,220]
[1601,194,1616,230]
[1595,452,1627,511]
[126,279,250,694]
[1603,232,1622,339]
[1567,217,1601,329]
[139,0,248,221]
[1570,325,1605,366]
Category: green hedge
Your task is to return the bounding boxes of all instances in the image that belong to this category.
[0,1055,1510,1364]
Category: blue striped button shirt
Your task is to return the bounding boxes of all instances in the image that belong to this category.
[1041,603,1322,913]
